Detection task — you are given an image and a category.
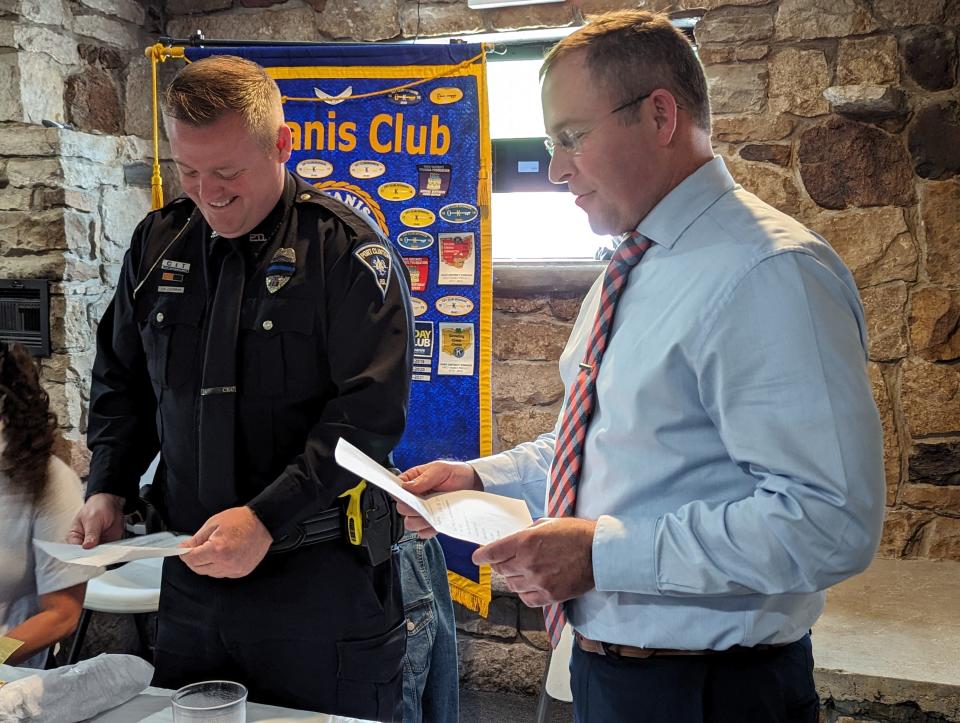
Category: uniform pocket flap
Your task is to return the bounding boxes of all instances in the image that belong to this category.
[240,297,314,336]
[336,620,406,683]
[143,295,203,327]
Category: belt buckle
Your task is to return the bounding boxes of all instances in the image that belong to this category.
[599,641,621,659]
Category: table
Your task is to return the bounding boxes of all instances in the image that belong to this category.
[88,686,375,722]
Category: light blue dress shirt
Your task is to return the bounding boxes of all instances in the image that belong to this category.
[470,157,884,650]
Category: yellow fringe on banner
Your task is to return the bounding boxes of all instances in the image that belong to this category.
[144,44,187,210]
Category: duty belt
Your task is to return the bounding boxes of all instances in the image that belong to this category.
[269,505,343,554]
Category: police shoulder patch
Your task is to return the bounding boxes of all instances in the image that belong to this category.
[354,242,392,301]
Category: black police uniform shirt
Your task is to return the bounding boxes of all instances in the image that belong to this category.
[85,173,414,539]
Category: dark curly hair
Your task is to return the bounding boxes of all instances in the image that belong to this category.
[0,341,57,505]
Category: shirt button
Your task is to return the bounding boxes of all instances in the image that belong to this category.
[262,320,274,331]
[299,193,311,201]
[406,619,415,632]
[155,312,164,323]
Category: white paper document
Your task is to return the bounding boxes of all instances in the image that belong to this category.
[35,532,192,567]
[334,438,533,545]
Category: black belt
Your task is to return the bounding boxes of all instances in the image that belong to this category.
[574,632,791,659]
[268,506,343,554]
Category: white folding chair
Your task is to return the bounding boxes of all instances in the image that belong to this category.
[66,557,164,664]
[535,622,574,722]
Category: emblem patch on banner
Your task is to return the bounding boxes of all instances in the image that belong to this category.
[354,242,392,300]
[265,247,296,294]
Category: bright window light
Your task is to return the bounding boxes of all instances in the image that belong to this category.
[487,58,595,259]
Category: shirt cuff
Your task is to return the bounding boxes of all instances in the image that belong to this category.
[593,514,660,595]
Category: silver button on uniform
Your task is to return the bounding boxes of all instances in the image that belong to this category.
[262,320,274,331]
[299,193,311,201]
[156,312,164,323]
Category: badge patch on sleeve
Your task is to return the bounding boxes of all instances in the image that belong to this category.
[265,247,296,294]
[354,242,392,301]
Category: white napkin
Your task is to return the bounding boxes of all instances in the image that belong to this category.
[0,653,153,722]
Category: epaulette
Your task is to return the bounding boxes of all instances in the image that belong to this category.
[146,193,195,223]
[293,185,388,245]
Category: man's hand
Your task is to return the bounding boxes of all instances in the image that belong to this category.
[472,517,597,608]
[396,461,482,538]
[67,493,125,548]
[179,506,273,578]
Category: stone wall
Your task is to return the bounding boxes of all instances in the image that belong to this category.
[0,0,172,469]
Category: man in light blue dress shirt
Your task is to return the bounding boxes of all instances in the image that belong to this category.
[398,10,884,722]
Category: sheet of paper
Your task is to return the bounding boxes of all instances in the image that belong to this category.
[0,637,23,665]
[334,438,533,545]
[34,532,192,567]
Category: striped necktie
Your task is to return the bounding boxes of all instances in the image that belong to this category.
[543,231,652,648]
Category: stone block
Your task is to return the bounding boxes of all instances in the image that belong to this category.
[317,0,400,41]
[878,507,934,557]
[548,295,582,322]
[724,155,804,215]
[15,25,81,65]
[493,361,563,407]
[836,35,898,86]
[20,0,66,25]
[903,27,957,92]
[490,2,575,31]
[807,207,917,287]
[712,113,795,143]
[72,14,141,49]
[798,118,916,209]
[398,3,485,37]
[18,51,66,124]
[495,408,558,450]
[102,185,150,249]
[0,208,68,254]
[860,282,908,362]
[909,286,960,362]
[823,85,905,118]
[65,67,123,134]
[768,48,829,117]
[922,515,960,558]
[872,0,945,26]
[694,6,773,45]
[900,357,960,438]
[908,101,960,181]
[165,0,231,14]
[774,0,878,40]
[908,441,960,487]
[76,0,145,25]
[868,362,900,504]
[458,637,548,695]
[78,43,124,70]
[123,55,152,138]
[455,595,518,640]
[168,5,317,41]
[0,55,24,122]
[738,143,790,166]
[704,62,767,114]
[919,179,960,285]
[493,317,569,361]
[61,156,124,189]
[493,296,547,314]
[0,187,32,211]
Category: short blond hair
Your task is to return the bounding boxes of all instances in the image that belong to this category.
[541,10,711,133]
[163,55,284,152]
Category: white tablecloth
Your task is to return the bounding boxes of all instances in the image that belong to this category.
[88,686,375,722]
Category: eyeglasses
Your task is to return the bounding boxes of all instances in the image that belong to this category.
[543,92,653,158]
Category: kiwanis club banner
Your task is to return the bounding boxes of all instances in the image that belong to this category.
[181,43,494,614]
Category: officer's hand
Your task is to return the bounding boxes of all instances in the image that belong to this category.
[67,493,125,549]
[179,506,273,578]
[472,517,597,608]
[397,461,482,538]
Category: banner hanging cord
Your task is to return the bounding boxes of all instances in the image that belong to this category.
[145,44,187,210]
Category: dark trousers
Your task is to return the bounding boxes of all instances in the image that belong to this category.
[570,634,818,723]
[152,543,405,721]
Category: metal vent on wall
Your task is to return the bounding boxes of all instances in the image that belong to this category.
[0,279,51,357]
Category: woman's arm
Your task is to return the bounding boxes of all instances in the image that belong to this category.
[3,583,86,665]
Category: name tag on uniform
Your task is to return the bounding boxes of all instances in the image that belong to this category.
[161,259,191,273]
[157,285,185,294]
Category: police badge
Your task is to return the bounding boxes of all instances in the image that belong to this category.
[353,242,392,301]
[266,247,296,294]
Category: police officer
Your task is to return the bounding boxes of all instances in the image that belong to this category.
[68,55,412,721]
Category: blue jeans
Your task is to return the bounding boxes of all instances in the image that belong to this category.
[397,532,459,723]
